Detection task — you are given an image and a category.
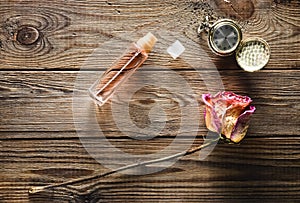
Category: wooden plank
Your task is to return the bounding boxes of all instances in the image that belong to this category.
[0,0,298,70]
[0,0,299,202]
[1,136,300,202]
[0,71,299,137]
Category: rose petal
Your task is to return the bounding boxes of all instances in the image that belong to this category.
[221,108,240,140]
[230,106,256,143]
[204,106,222,134]
[217,92,252,139]
[202,94,222,133]
[202,94,213,107]
[222,91,252,108]
[205,92,230,126]
[221,104,250,139]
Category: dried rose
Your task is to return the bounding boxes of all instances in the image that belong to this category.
[202,91,256,143]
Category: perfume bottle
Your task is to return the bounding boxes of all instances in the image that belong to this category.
[89,32,157,106]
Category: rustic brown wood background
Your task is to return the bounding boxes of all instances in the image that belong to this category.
[0,0,299,202]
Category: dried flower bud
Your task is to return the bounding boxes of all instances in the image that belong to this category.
[202,91,256,143]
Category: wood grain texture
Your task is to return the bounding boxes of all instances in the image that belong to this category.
[0,70,299,201]
[0,0,299,202]
[1,136,300,202]
[0,71,299,136]
[0,0,299,70]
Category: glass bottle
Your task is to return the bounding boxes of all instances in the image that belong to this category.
[89,32,157,106]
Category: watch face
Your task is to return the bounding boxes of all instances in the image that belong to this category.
[209,20,242,56]
[213,24,238,51]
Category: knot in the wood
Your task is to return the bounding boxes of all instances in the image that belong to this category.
[214,0,255,20]
[16,26,40,45]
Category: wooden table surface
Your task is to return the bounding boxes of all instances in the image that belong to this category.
[0,0,299,202]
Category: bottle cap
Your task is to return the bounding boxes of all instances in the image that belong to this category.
[136,32,158,54]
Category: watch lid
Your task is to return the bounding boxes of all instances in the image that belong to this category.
[236,37,270,72]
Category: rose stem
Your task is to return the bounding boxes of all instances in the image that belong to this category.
[29,138,219,194]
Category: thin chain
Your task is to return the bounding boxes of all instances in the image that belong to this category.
[197,15,220,35]
[197,0,249,36]
[196,1,222,36]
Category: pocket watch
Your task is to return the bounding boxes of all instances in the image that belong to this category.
[208,19,242,57]
[198,18,271,72]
